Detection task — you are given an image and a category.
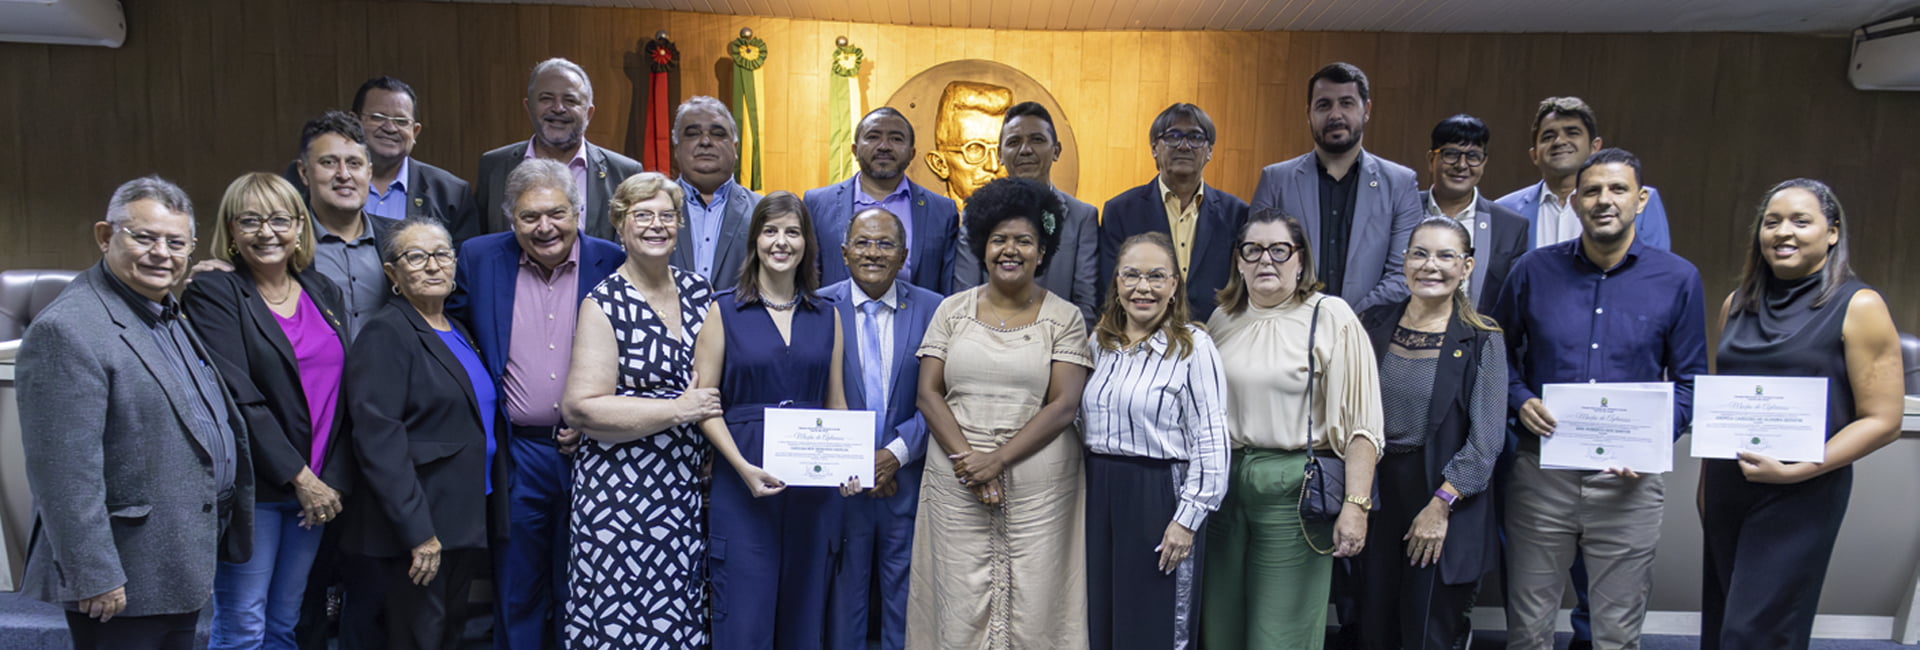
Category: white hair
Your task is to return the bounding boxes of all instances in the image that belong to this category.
[106,175,195,235]
[671,96,738,146]
[503,159,582,220]
[527,57,593,103]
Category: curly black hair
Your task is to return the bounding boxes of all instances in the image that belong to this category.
[964,177,1065,278]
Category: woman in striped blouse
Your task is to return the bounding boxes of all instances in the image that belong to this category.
[1080,232,1231,649]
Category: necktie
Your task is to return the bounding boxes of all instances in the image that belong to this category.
[860,300,888,417]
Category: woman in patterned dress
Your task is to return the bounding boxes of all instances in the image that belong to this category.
[560,172,724,649]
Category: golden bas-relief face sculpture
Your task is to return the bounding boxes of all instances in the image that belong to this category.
[925,81,1014,210]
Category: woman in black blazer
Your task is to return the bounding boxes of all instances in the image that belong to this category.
[183,173,353,650]
[1354,217,1506,649]
[336,217,506,650]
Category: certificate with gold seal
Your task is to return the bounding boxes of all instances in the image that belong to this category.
[1689,375,1828,463]
[764,408,876,488]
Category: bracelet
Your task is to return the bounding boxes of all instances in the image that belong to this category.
[1433,488,1458,511]
[1343,494,1373,512]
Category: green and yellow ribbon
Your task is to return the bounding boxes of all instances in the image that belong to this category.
[827,41,865,183]
[729,32,769,191]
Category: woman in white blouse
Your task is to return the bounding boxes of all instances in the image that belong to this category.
[1080,232,1230,649]
[1200,209,1384,649]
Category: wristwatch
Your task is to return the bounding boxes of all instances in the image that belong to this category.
[1343,494,1373,512]
[1433,488,1459,512]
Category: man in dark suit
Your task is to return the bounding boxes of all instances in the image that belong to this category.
[475,58,645,241]
[668,95,761,290]
[1250,62,1423,314]
[824,208,939,650]
[1418,114,1529,314]
[449,159,624,650]
[954,102,1100,326]
[18,177,255,649]
[806,107,959,294]
[1098,102,1248,322]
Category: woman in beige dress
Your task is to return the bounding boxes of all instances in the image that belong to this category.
[908,177,1094,649]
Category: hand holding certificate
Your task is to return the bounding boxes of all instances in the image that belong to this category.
[1539,383,1674,473]
[1689,375,1828,463]
[763,408,876,488]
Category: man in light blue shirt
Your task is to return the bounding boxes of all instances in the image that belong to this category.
[668,96,761,289]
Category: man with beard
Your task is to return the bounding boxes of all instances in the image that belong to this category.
[1099,103,1248,322]
[668,95,761,290]
[449,159,625,650]
[476,58,644,241]
[953,102,1099,326]
[1249,62,1422,313]
[1496,97,1672,252]
[807,107,959,293]
[1490,148,1705,650]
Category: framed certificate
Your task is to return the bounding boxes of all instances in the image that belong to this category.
[763,408,876,488]
[1690,375,1828,463]
[1540,382,1675,473]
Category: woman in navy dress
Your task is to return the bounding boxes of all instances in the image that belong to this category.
[1701,179,1903,650]
[561,173,723,649]
[692,191,850,649]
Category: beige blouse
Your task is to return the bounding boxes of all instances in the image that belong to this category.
[1205,293,1384,456]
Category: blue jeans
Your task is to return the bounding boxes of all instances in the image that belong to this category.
[209,499,324,650]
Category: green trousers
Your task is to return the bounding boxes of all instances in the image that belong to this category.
[1201,448,1333,649]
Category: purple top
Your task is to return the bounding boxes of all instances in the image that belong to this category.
[274,291,346,474]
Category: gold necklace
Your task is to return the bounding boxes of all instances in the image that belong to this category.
[260,280,298,305]
[982,286,1037,327]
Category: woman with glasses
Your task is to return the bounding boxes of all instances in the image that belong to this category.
[1079,232,1230,648]
[561,172,722,648]
[908,177,1094,648]
[1354,217,1506,649]
[183,173,352,650]
[1200,208,1383,649]
[336,217,505,650]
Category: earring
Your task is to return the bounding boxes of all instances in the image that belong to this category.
[227,244,238,257]
[390,284,401,295]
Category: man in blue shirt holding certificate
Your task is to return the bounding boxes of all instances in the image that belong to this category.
[1490,148,1709,649]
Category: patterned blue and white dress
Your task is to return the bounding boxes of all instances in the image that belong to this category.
[564,268,713,649]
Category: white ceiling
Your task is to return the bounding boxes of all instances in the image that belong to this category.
[427,0,1917,33]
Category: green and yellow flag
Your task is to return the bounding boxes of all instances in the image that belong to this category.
[827,40,865,182]
[729,31,769,191]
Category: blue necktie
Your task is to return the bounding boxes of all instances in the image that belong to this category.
[860,300,888,418]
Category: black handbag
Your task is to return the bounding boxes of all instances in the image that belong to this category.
[1296,298,1379,538]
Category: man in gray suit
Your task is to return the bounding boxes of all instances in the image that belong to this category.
[18,177,254,649]
[1419,114,1529,314]
[669,95,761,290]
[1250,62,1423,313]
[476,57,645,241]
[954,101,1099,326]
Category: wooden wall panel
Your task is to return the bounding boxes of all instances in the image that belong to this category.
[2,0,1918,335]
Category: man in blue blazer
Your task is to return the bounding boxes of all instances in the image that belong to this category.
[1493,96,1671,253]
[448,160,625,650]
[1250,62,1423,314]
[1099,103,1249,322]
[823,208,938,650]
[807,107,959,294]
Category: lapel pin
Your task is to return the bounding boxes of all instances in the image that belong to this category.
[1453,350,1463,358]
[1479,221,1488,229]
[414,197,424,207]
[1369,181,1378,188]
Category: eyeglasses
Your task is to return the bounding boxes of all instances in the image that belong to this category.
[395,248,456,270]
[1407,248,1467,266]
[1155,130,1211,150]
[234,213,297,234]
[1117,269,1174,289]
[624,210,681,227]
[1237,242,1296,263]
[942,141,998,166]
[849,238,898,253]
[1433,148,1487,168]
[362,112,416,129]
[120,227,196,256]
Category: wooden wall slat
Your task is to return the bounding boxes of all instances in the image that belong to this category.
[2,0,1916,334]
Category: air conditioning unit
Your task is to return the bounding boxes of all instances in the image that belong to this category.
[0,0,125,48]
[1851,15,1920,90]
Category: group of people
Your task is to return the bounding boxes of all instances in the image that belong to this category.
[15,56,1904,650]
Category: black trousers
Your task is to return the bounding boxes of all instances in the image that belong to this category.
[1356,449,1478,650]
[340,548,484,650]
[1086,453,1202,650]
[65,610,200,650]
[1701,460,1852,650]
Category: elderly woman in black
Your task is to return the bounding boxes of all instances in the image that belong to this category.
[337,217,506,650]
[1355,217,1505,649]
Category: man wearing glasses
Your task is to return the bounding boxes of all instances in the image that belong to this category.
[351,76,479,245]
[1250,61,1423,314]
[1421,114,1529,313]
[18,176,254,649]
[1097,102,1249,322]
[807,107,960,294]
